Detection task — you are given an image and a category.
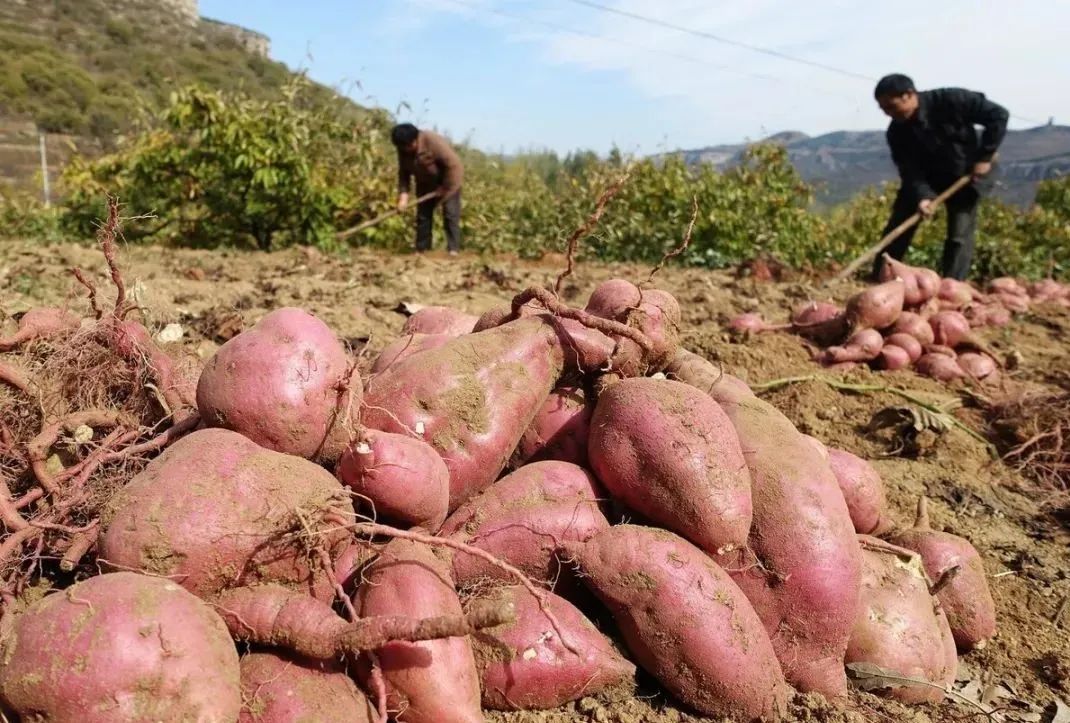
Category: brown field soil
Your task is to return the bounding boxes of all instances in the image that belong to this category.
[2,238,1068,723]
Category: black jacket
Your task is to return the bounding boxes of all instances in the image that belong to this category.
[886,88,1009,200]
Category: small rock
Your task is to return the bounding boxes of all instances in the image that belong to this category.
[155,323,184,344]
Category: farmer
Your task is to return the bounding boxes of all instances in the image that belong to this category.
[392,123,464,255]
[872,74,1009,281]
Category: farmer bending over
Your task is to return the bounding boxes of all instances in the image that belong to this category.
[392,123,464,255]
[873,74,1009,281]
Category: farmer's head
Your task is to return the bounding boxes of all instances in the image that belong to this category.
[874,74,919,122]
[391,123,419,152]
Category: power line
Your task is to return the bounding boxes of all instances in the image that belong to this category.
[566,0,1046,126]
[566,0,875,82]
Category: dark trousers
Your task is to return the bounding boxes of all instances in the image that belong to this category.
[415,191,461,252]
[873,170,995,281]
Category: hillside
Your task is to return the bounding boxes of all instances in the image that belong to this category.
[0,0,361,191]
[676,124,1070,206]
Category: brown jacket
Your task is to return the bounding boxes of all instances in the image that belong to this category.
[397,130,464,197]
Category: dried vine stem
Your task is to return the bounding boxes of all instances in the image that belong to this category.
[647,194,698,285]
[554,167,632,296]
[510,286,654,355]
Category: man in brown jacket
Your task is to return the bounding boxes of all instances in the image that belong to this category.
[392,123,464,254]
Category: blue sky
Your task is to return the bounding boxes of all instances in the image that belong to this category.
[200,1,1065,156]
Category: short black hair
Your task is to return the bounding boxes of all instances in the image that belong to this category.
[391,123,419,147]
[874,74,915,99]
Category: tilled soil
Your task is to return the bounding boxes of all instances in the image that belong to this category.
[1,239,1067,723]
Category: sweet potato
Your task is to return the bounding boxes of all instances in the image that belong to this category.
[827,448,891,535]
[802,434,829,460]
[363,314,612,510]
[512,385,592,467]
[876,344,912,370]
[584,279,681,373]
[561,525,790,719]
[915,353,966,381]
[663,348,754,400]
[0,307,79,350]
[705,384,862,697]
[239,651,375,723]
[791,301,849,345]
[468,585,636,710]
[727,312,788,336]
[889,311,935,345]
[355,538,483,723]
[335,429,450,532]
[0,572,240,723]
[440,460,608,586]
[938,278,976,308]
[99,428,354,601]
[371,332,452,375]
[889,498,996,651]
[846,279,905,331]
[216,584,512,660]
[957,352,997,381]
[847,537,957,704]
[196,307,359,463]
[883,332,923,362]
[819,328,883,365]
[401,305,478,337]
[589,377,752,554]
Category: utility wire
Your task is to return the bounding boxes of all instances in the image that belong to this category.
[567,0,875,82]
[566,0,1046,125]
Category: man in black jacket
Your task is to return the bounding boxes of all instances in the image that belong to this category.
[873,74,1009,280]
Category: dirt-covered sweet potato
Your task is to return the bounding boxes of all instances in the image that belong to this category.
[440,460,608,586]
[705,382,862,698]
[363,314,613,510]
[196,307,359,463]
[335,429,450,532]
[401,305,478,337]
[371,332,452,375]
[512,385,592,467]
[468,585,635,711]
[889,498,996,651]
[0,307,80,350]
[846,279,905,331]
[239,651,375,723]
[355,538,482,723]
[846,537,958,704]
[889,311,935,345]
[663,348,755,400]
[883,332,923,362]
[588,377,752,554]
[819,328,883,365]
[99,428,355,602]
[584,279,681,373]
[0,572,240,723]
[561,525,790,720]
[827,448,891,535]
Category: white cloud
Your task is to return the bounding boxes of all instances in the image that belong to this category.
[395,0,1068,152]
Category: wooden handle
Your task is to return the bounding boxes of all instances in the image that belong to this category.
[828,173,973,286]
[336,191,440,240]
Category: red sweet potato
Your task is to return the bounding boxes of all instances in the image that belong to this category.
[888,498,996,651]
[0,307,79,350]
[915,353,966,381]
[706,385,862,698]
[791,301,850,345]
[876,344,912,370]
[589,377,753,554]
[196,307,359,463]
[401,305,478,337]
[883,332,923,362]
[819,328,883,365]
[663,348,755,400]
[889,311,935,345]
[847,279,905,331]
[938,278,977,308]
[335,429,450,532]
[440,460,608,586]
[0,572,240,723]
[561,525,791,720]
[512,385,592,467]
[847,537,958,704]
[371,332,452,375]
[99,428,355,602]
[363,314,612,510]
[827,448,891,535]
[468,585,636,710]
[355,538,483,723]
[239,651,375,723]
[584,279,681,373]
[958,352,998,381]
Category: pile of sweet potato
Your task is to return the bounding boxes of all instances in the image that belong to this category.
[729,254,1070,384]
[1,242,1000,721]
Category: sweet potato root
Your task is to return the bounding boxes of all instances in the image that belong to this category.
[239,651,375,723]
